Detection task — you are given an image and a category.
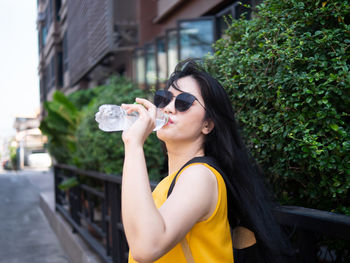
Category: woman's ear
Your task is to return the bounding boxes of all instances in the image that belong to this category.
[202,119,215,135]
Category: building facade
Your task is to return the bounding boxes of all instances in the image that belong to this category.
[37,0,258,115]
[13,111,51,169]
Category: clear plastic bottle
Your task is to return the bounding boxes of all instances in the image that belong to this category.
[95,104,168,132]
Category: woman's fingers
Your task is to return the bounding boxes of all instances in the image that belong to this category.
[135,98,157,118]
[122,98,157,119]
[121,99,156,145]
[121,103,146,115]
[121,98,157,131]
[135,98,155,108]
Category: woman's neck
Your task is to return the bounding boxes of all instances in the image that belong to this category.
[166,140,205,175]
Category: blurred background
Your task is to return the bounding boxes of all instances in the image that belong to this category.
[0,1,50,170]
[0,0,253,171]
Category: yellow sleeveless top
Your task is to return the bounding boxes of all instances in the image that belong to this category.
[128,162,234,263]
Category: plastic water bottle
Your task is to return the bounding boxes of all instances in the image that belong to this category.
[95,104,169,132]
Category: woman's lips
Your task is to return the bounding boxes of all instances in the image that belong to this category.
[164,117,173,127]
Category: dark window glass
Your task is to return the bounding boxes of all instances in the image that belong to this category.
[45,66,50,92]
[166,29,178,77]
[179,19,214,60]
[38,31,42,54]
[156,38,167,85]
[55,0,61,21]
[47,0,53,27]
[42,25,48,47]
[40,77,46,102]
[217,10,233,37]
[216,2,251,38]
[145,44,156,86]
[232,2,251,20]
[57,52,63,87]
[50,56,56,89]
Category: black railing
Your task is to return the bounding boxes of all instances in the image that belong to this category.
[54,164,350,263]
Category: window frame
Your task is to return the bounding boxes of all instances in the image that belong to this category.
[177,16,217,61]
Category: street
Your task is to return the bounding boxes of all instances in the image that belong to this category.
[0,168,70,263]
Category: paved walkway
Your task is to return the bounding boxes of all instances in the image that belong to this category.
[0,167,71,263]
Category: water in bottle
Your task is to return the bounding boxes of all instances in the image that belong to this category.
[95,104,168,132]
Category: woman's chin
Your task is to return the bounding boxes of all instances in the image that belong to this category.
[156,127,176,142]
[156,129,167,141]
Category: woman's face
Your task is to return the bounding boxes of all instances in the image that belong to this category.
[156,76,210,145]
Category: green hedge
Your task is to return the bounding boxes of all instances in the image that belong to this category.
[41,77,165,181]
[208,0,350,214]
[40,91,80,164]
[70,77,165,180]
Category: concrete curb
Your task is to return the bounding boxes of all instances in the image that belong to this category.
[39,192,104,263]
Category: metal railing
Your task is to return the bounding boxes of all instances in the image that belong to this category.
[54,164,350,263]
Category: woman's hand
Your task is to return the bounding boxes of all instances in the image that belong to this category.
[121,98,157,147]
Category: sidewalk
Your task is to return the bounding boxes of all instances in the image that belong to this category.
[0,168,71,263]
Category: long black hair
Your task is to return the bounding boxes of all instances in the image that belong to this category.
[165,59,293,262]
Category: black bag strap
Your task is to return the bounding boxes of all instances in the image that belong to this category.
[167,156,225,198]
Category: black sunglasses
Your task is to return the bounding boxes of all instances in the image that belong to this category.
[154,90,205,112]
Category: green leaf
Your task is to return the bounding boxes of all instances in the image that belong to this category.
[58,177,79,190]
[330,124,339,131]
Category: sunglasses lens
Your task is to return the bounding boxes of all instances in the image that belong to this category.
[154,90,171,108]
[154,90,199,112]
[175,93,196,112]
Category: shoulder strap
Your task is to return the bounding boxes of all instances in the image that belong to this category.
[167,156,223,198]
[166,156,257,249]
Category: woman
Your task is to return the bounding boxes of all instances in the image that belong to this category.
[121,59,291,263]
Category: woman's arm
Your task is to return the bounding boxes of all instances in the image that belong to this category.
[121,99,218,262]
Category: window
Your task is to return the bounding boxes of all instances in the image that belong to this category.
[57,52,63,87]
[156,37,167,87]
[55,0,62,21]
[216,1,251,37]
[133,53,137,83]
[145,44,156,86]
[42,25,48,47]
[63,31,68,72]
[47,0,53,27]
[45,66,50,93]
[38,31,42,54]
[40,76,46,102]
[131,1,253,89]
[178,18,215,61]
[135,48,146,88]
[50,56,56,90]
[37,9,46,49]
[166,29,178,77]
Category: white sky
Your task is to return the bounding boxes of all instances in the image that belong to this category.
[0,1,39,137]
